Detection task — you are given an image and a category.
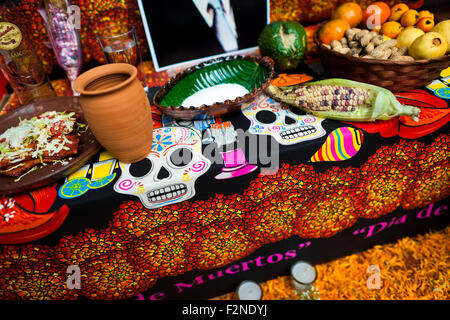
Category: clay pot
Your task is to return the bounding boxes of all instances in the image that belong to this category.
[73,63,153,163]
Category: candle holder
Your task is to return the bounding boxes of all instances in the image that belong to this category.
[234,280,263,300]
[290,260,317,295]
[38,0,83,95]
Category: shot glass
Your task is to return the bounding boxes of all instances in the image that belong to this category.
[96,24,148,93]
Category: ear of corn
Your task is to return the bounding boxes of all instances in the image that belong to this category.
[266,78,421,122]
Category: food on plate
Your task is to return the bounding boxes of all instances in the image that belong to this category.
[432,20,450,53]
[331,2,363,28]
[0,111,84,178]
[409,32,448,59]
[397,27,425,49]
[362,2,390,30]
[265,78,420,122]
[389,3,409,22]
[258,21,307,71]
[318,19,351,45]
[400,9,420,27]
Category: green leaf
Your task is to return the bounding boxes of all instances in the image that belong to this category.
[160,59,269,107]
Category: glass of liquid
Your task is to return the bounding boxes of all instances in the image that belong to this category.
[96,24,148,93]
[0,21,56,106]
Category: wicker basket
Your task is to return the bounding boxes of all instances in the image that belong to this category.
[313,23,450,92]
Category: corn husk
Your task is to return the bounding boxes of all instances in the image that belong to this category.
[266,78,421,122]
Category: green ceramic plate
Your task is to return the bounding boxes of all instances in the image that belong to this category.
[153,55,275,120]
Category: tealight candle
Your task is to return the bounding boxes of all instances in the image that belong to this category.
[290,261,317,293]
[234,280,263,300]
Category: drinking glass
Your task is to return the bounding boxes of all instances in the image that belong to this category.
[96,24,148,93]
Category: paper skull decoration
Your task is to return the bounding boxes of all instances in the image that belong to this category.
[162,113,216,131]
[114,126,211,209]
[242,93,326,145]
[162,113,217,144]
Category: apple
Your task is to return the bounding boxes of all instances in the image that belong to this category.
[409,32,448,59]
[397,27,424,49]
[432,20,450,53]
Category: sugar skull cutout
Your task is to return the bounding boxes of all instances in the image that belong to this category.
[114,126,211,209]
[162,114,217,144]
[242,93,326,145]
[162,113,216,131]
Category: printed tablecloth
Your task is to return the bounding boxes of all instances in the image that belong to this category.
[0,62,449,300]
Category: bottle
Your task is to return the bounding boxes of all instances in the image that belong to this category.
[38,0,83,95]
[0,20,56,106]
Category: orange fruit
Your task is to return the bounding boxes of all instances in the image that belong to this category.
[318,19,351,45]
[418,10,434,20]
[389,3,409,22]
[416,17,435,32]
[401,9,420,27]
[331,2,363,28]
[381,21,403,38]
[362,2,391,29]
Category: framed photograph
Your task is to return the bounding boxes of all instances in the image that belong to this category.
[137,0,270,72]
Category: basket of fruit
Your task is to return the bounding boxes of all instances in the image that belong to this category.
[313,2,450,92]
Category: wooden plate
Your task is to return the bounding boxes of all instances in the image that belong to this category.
[0,96,101,195]
[153,55,275,120]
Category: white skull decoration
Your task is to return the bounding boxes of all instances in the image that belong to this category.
[114,126,211,209]
[242,93,326,145]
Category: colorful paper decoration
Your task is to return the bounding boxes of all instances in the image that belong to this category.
[114,126,211,209]
[311,127,363,162]
[242,93,326,146]
[270,73,314,87]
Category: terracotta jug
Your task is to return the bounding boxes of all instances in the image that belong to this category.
[73,63,153,163]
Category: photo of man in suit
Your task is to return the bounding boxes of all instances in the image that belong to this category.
[202,0,238,52]
[138,0,268,71]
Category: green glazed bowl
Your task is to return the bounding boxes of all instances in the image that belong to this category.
[153,55,275,120]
